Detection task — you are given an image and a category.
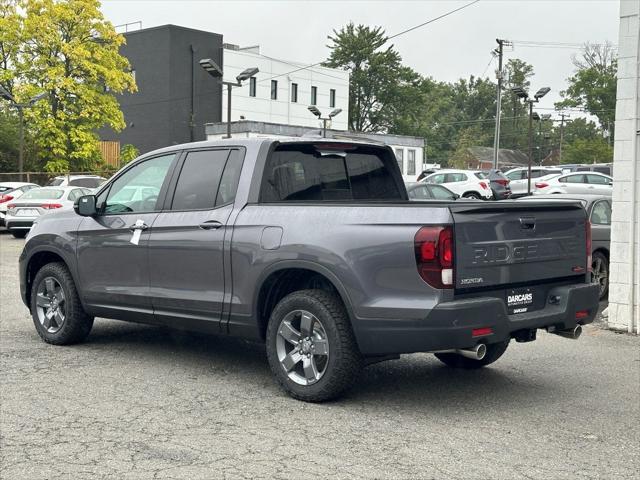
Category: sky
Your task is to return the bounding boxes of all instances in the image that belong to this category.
[100,0,620,121]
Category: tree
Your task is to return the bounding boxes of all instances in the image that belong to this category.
[325,23,420,132]
[6,0,136,172]
[119,143,139,165]
[561,137,613,165]
[557,42,617,138]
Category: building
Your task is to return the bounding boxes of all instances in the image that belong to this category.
[221,44,349,130]
[100,25,224,154]
[463,146,528,170]
[606,0,639,334]
[205,120,426,181]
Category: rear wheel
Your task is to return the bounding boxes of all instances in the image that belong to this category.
[30,262,94,345]
[463,192,481,199]
[591,251,609,300]
[266,289,363,402]
[10,230,27,239]
[434,340,510,369]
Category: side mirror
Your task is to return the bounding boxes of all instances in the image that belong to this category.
[74,195,97,216]
[453,194,460,199]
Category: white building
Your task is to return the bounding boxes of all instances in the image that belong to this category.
[608,0,640,334]
[221,44,349,131]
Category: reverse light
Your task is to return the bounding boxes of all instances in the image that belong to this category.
[0,194,14,204]
[535,182,549,189]
[41,203,63,209]
[414,225,454,289]
[586,220,592,273]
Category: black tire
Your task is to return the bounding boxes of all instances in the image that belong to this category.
[591,251,609,300]
[11,230,27,239]
[30,262,94,345]
[434,340,510,369]
[266,289,363,402]
[463,192,481,199]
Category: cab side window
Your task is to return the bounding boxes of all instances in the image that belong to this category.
[103,153,176,214]
[591,201,611,225]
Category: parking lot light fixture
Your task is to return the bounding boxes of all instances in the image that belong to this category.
[199,58,223,78]
[534,87,551,100]
[329,108,342,118]
[308,106,342,138]
[236,67,259,83]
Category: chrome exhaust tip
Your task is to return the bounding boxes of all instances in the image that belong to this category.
[552,325,582,340]
[456,343,487,360]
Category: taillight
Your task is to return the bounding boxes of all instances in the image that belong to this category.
[414,226,454,289]
[0,194,14,203]
[495,179,509,186]
[41,203,63,209]
[479,181,489,190]
[535,182,549,189]
[586,219,592,273]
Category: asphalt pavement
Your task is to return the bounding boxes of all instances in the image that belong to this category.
[1,229,638,479]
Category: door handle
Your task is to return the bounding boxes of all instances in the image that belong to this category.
[128,222,148,231]
[199,220,223,230]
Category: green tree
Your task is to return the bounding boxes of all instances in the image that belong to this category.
[325,23,420,132]
[561,137,613,165]
[119,143,139,165]
[6,0,136,172]
[557,42,617,138]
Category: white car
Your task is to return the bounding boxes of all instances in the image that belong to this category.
[533,172,613,196]
[423,169,493,200]
[504,167,563,197]
[5,186,92,238]
[47,175,107,189]
[0,182,40,227]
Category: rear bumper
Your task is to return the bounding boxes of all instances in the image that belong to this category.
[354,282,599,355]
[5,216,36,230]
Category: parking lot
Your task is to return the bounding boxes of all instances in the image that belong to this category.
[0,230,638,479]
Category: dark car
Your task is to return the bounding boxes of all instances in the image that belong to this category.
[483,169,511,200]
[518,193,611,300]
[405,182,459,200]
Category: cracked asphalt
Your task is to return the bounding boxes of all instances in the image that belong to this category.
[1,229,639,480]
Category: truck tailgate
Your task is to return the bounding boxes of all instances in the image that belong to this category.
[450,201,587,290]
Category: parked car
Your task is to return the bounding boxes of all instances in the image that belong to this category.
[405,182,459,201]
[518,194,611,300]
[19,138,599,402]
[504,167,563,197]
[561,164,612,176]
[423,169,493,199]
[533,172,613,196]
[0,182,40,227]
[5,186,92,238]
[482,169,511,200]
[46,175,107,189]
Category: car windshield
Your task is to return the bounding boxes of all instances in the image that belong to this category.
[47,178,65,186]
[21,188,65,200]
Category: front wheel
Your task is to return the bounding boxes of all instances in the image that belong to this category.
[434,340,510,369]
[266,289,363,402]
[30,262,94,345]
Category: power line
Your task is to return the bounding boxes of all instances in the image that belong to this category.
[251,0,482,86]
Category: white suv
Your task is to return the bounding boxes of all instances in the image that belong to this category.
[47,175,107,189]
[423,169,493,200]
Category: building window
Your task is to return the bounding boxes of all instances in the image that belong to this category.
[407,149,416,175]
[395,148,404,174]
[330,89,336,108]
[291,83,298,103]
[249,77,257,97]
[271,80,278,100]
[311,86,317,105]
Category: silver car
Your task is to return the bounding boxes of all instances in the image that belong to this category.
[5,186,92,238]
[0,182,40,227]
[518,193,611,300]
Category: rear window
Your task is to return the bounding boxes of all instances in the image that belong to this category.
[21,188,64,200]
[260,144,403,202]
[70,177,104,188]
[47,178,64,186]
[0,186,14,193]
[474,172,487,179]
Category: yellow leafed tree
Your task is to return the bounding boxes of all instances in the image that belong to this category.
[2,0,136,172]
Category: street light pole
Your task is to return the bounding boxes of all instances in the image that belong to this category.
[18,107,24,181]
[308,106,342,137]
[226,82,233,139]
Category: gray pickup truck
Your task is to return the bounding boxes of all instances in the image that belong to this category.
[19,138,599,402]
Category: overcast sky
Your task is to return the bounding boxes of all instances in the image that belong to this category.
[100,0,620,120]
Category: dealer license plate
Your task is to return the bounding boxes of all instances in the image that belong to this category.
[16,209,39,217]
[506,288,534,314]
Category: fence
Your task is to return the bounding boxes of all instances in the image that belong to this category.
[0,171,115,186]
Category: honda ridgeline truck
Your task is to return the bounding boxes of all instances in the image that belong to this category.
[19,138,600,401]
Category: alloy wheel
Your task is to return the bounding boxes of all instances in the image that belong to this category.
[276,310,329,386]
[591,256,608,297]
[35,277,66,334]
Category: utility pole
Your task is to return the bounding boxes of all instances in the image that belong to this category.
[558,112,569,163]
[492,39,511,169]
